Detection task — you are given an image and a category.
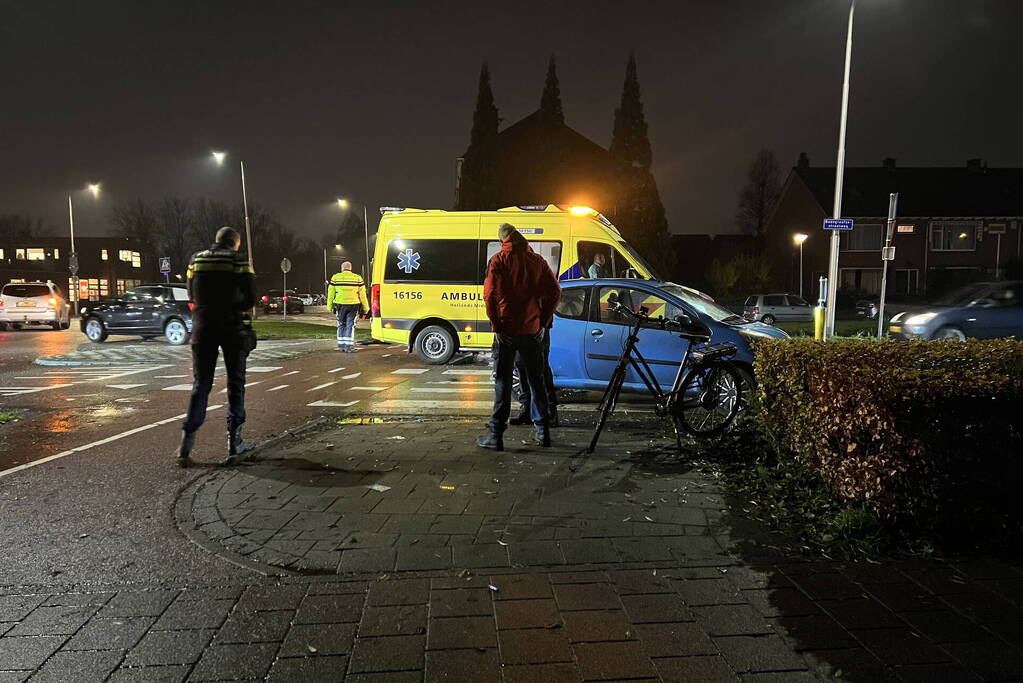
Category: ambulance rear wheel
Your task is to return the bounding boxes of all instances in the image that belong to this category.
[415,325,456,365]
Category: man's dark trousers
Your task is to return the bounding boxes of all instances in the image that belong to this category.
[490,333,549,431]
[183,336,247,434]
[515,329,556,419]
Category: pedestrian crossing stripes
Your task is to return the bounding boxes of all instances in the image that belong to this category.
[247,366,283,373]
[307,382,337,392]
[410,387,488,393]
[307,400,360,408]
[327,367,347,373]
[162,384,193,391]
[341,373,361,380]
[0,384,74,397]
[391,368,429,375]
[349,386,387,391]
[442,369,493,376]
[267,385,289,392]
[374,399,494,410]
[107,384,147,390]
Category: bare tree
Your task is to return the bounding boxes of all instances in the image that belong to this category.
[735,149,782,242]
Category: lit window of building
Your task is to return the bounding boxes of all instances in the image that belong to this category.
[26,248,45,261]
[132,251,141,268]
[0,248,4,259]
[119,250,133,262]
[53,248,60,259]
[15,249,26,259]
[101,249,108,261]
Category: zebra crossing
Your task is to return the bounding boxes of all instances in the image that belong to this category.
[0,366,173,398]
[35,340,318,367]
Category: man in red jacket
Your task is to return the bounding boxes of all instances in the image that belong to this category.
[478,223,562,451]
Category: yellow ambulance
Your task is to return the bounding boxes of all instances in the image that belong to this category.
[369,204,659,364]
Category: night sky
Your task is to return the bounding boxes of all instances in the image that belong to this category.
[2,0,1021,240]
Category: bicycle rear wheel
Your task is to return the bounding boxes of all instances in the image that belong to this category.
[588,365,626,453]
[675,362,742,437]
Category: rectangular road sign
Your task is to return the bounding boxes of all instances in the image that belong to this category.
[159,256,171,273]
[823,218,854,231]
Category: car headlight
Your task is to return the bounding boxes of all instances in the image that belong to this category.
[740,328,779,342]
[904,312,938,326]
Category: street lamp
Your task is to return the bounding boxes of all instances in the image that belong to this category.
[67,183,101,315]
[824,0,856,339]
[336,198,371,279]
[793,233,808,299]
[323,243,343,296]
[211,151,254,272]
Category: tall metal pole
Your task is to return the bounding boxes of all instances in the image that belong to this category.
[323,248,328,297]
[67,195,78,312]
[240,160,254,270]
[363,204,370,279]
[877,192,898,338]
[799,242,804,300]
[824,0,855,339]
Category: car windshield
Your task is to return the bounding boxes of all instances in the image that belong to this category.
[3,284,50,298]
[933,283,991,306]
[618,242,660,280]
[658,284,745,323]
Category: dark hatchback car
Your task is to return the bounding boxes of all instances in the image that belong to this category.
[889,281,1023,340]
[261,289,304,315]
[80,284,193,345]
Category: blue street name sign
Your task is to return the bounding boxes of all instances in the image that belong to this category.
[159,257,171,273]
[823,218,854,231]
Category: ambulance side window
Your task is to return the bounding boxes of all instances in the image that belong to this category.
[481,241,561,278]
[595,286,680,329]
[578,241,629,278]
[384,239,478,283]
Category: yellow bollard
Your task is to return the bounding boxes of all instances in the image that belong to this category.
[814,306,825,340]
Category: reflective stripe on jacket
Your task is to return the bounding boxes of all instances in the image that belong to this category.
[327,270,368,310]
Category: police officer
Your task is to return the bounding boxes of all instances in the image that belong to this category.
[176,226,256,466]
[326,261,368,352]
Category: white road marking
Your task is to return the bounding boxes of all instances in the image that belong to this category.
[341,373,361,380]
[0,384,74,397]
[381,354,392,357]
[327,367,347,373]
[247,366,283,373]
[267,385,289,392]
[349,386,387,391]
[154,375,188,379]
[0,404,223,479]
[307,382,337,392]
[391,368,428,375]
[219,380,263,393]
[442,369,492,376]
[162,384,193,391]
[307,400,360,408]
[374,399,493,410]
[426,380,493,385]
[107,384,148,390]
[281,370,301,377]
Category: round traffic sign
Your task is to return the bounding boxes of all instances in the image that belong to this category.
[280,258,292,273]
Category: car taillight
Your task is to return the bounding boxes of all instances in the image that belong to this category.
[187,302,195,311]
[282,295,289,302]
[371,284,381,317]
[752,306,760,315]
[261,295,269,303]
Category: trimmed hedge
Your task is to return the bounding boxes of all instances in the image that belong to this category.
[754,338,1023,542]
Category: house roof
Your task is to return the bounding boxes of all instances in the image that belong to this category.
[795,164,1023,218]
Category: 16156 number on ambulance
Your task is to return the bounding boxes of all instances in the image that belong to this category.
[370,204,658,364]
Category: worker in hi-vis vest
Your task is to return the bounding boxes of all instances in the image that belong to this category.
[326,261,368,352]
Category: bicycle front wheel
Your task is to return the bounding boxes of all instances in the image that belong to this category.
[675,362,742,437]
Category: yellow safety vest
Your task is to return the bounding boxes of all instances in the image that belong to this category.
[327,270,368,310]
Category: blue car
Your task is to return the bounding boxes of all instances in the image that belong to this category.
[888,281,1023,340]
[549,279,787,393]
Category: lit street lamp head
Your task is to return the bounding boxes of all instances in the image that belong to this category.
[793,233,809,245]
[337,198,349,209]
[212,151,226,165]
[87,183,100,198]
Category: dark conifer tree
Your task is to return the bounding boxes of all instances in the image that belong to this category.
[609,52,675,278]
[539,55,565,127]
[455,61,500,210]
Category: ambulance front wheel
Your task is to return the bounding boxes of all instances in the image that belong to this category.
[415,325,456,365]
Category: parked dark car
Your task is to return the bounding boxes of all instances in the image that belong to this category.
[855,297,879,320]
[80,284,192,344]
[260,289,304,315]
[888,281,1023,340]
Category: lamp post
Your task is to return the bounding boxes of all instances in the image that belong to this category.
[793,233,808,299]
[824,0,855,339]
[323,244,342,297]
[337,198,371,278]
[67,183,101,315]
[212,151,254,272]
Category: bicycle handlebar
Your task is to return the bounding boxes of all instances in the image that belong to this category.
[608,301,684,332]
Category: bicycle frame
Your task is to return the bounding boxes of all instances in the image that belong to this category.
[600,315,694,412]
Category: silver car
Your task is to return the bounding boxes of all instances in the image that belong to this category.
[743,293,812,324]
[0,281,72,330]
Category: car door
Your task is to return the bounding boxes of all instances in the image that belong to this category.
[121,286,162,329]
[548,286,590,390]
[586,285,685,391]
[785,295,812,321]
[965,284,1023,338]
[761,295,786,321]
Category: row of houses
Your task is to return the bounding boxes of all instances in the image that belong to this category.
[0,236,161,303]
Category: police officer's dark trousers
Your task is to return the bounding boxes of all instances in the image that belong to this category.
[183,334,247,434]
[515,329,556,418]
[489,334,548,432]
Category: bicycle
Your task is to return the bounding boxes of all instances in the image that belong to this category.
[588,302,743,454]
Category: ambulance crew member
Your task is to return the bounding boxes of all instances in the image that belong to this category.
[176,226,256,466]
[478,223,561,452]
[327,261,368,352]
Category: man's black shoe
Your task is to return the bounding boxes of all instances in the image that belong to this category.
[176,430,195,467]
[228,426,255,456]
[533,428,552,447]
[549,408,560,428]
[476,431,504,451]
[509,413,530,426]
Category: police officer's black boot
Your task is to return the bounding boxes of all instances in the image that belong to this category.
[228,424,255,456]
[176,430,195,467]
[476,428,504,452]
